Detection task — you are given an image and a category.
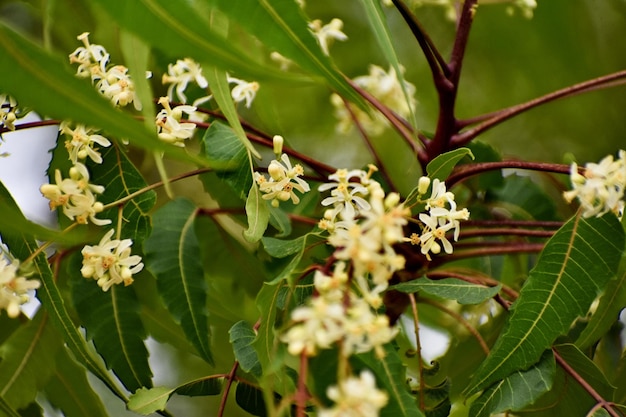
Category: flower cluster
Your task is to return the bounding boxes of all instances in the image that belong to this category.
[318,370,389,417]
[40,163,110,225]
[60,121,111,164]
[81,229,144,291]
[254,138,310,207]
[69,32,142,110]
[162,58,210,105]
[0,95,23,134]
[0,256,40,318]
[563,150,626,218]
[331,65,417,136]
[411,177,470,260]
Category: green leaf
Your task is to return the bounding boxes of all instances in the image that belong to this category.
[235,382,268,417]
[244,183,270,243]
[488,174,559,221]
[426,148,474,181]
[0,22,205,166]
[0,313,61,410]
[71,262,153,392]
[469,350,555,417]
[555,344,615,399]
[576,263,626,350]
[262,235,308,259]
[391,277,502,305]
[253,282,286,374]
[202,121,252,200]
[0,395,20,417]
[268,206,292,238]
[204,0,365,108]
[44,348,109,417]
[465,214,624,396]
[127,386,172,415]
[91,0,298,83]
[89,145,156,241]
[354,345,424,417]
[359,0,417,130]
[144,198,213,365]
[174,377,224,397]
[230,321,263,378]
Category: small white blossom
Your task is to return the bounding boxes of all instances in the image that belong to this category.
[309,18,348,56]
[418,211,456,259]
[563,151,626,218]
[319,167,373,221]
[227,76,260,108]
[162,58,209,104]
[0,258,40,318]
[60,121,111,164]
[81,229,144,291]
[98,65,141,111]
[319,371,389,417]
[255,153,310,207]
[69,32,109,82]
[155,97,197,147]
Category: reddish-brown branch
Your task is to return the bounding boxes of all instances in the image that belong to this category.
[217,361,240,417]
[446,160,571,188]
[430,243,544,267]
[295,351,310,417]
[453,69,626,146]
[458,228,555,239]
[462,219,563,229]
[426,270,519,300]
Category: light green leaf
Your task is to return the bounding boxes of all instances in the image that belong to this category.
[202,121,252,200]
[391,277,501,305]
[71,263,152,392]
[44,348,109,417]
[0,313,61,410]
[465,214,624,396]
[355,345,424,417]
[127,386,172,415]
[144,198,213,365]
[204,0,365,108]
[253,282,286,374]
[576,263,626,350]
[469,350,555,417]
[426,148,474,181]
[0,22,205,166]
[262,235,308,259]
[244,183,270,243]
[359,0,417,130]
[230,321,262,378]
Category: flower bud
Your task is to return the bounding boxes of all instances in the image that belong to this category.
[273,135,284,155]
[418,176,430,195]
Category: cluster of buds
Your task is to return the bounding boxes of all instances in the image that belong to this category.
[563,150,626,219]
[331,65,416,136]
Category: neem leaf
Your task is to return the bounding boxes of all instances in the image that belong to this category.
[230,321,263,378]
[244,183,270,243]
[391,277,501,305]
[465,214,624,396]
[128,386,173,415]
[426,148,474,181]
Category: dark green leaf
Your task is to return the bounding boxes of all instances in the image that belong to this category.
[144,198,213,364]
[202,121,252,200]
[0,396,20,417]
[426,148,474,181]
[175,377,224,397]
[391,278,501,305]
[44,348,109,417]
[555,344,615,400]
[71,261,153,392]
[466,214,624,396]
[488,174,559,221]
[262,235,308,259]
[0,313,61,410]
[230,320,262,378]
[89,145,156,242]
[235,382,268,417]
[253,282,286,375]
[0,22,205,166]
[469,350,555,417]
[268,206,292,238]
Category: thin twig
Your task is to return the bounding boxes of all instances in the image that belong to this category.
[446,160,571,188]
[217,361,240,417]
[408,293,426,411]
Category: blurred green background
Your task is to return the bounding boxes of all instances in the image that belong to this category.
[2,1,626,416]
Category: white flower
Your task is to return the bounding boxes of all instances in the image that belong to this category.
[69,32,109,82]
[81,229,144,291]
[255,153,310,207]
[162,58,209,104]
[563,151,626,218]
[98,65,141,111]
[0,258,40,318]
[418,211,456,259]
[39,164,110,225]
[309,18,348,56]
[227,76,260,108]
[60,121,111,164]
[319,370,389,417]
[155,97,197,147]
